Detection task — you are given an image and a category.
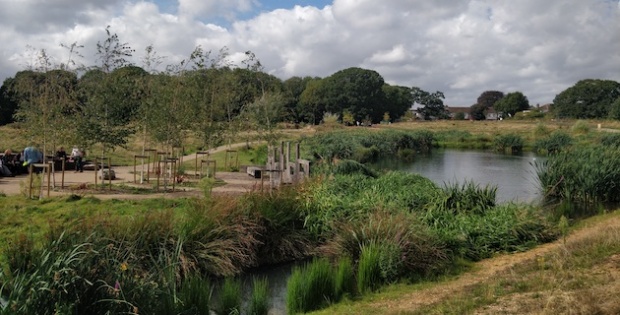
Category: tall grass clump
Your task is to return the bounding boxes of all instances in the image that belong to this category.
[571,120,591,134]
[600,133,620,147]
[299,172,442,237]
[217,277,242,315]
[430,181,497,215]
[493,133,524,153]
[537,144,620,209]
[533,122,549,137]
[321,212,451,278]
[533,131,573,154]
[248,277,270,315]
[334,257,355,300]
[238,188,311,264]
[286,258,336,314]
[303,129,434,163]
[174,275,212,315]
[357,242,383,294]
[425,203,558,260]
[331,159,378,178]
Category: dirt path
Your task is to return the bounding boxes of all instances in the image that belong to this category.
[0,142,260,198]
[368,215,620,314]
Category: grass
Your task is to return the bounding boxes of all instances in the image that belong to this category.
[248,277,270,315]
[309,210,620,315]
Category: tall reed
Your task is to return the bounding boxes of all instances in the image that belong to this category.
[357,242,383,294]
[217,277,241,315]
[286,258,336,314]
[248,277,270,315]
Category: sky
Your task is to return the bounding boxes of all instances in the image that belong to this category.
[0,0,619,107]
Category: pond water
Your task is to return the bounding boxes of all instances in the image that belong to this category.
[227,149,544,315]
[374,149,543,204]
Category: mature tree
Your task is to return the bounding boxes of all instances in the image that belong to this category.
[298,78,327,125]
[382,84,413,122]
[322,67,386,123]
[553,79,620,119]
[469,103,487,121]
[477,90,504,109]
[282,76,314,123]
[494,91,530,117]
[0,77,19,125]
[607,97,620,120]
[411,87,448,120]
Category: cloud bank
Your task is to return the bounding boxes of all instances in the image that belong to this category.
[0,0,618,106]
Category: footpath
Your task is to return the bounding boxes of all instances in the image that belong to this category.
[0,143,261,199]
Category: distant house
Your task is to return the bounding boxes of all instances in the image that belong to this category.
[485,107,499,120]
[537,103,552,113]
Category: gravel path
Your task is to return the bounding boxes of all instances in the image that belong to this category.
[0,142,261,199]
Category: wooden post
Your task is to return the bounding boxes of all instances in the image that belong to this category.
[108,157,112,191]
[28,164,33,199]
[47,162,51,197]
[94,158,98,187]
[156,158,161,191]
[61,158,65,189]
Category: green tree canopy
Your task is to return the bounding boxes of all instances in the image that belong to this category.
[494,91,530,117]
[382,84,413,122]
[322,67,386,123]
[411,87,448,120]
[0,77,19,126]
[477,90,504,109]
[553,79,620,119]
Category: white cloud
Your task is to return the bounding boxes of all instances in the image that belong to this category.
[0,0,618,107]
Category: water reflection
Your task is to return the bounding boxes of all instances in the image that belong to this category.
[374,149,543,204]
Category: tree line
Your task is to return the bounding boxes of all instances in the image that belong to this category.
[0,27,440,154]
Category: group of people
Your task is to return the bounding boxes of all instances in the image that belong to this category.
[0,145,86,177]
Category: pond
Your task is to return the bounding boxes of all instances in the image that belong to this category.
[373,149,543,204]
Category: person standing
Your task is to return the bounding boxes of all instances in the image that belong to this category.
[71,148,84,172]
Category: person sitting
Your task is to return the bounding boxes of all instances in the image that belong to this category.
[23,145,43,174]
[55,147,67,161]
[1,149,13,177]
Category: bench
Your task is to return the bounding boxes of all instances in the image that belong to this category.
[246,166,262,179]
